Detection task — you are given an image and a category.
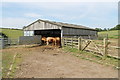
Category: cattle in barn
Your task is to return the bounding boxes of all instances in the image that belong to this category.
[41,37,47,44]
[46,37,61,47]
[54,37,60,46]
[46,37,56,46]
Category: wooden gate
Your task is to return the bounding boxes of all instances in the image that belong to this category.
[62,37,119,59]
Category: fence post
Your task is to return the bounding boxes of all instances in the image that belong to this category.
[71,38,73,48]
[62,38,64,47]
[103,38,108,58]
[78,37,82,50]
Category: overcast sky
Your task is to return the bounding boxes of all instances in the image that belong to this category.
[1,1,118,29]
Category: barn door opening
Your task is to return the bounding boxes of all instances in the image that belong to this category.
[34,29,61,47]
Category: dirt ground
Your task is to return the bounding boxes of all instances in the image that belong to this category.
[13,46,118,78]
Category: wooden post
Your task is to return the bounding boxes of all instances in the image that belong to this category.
[62,38,64,47]
[103,38,108,57]
[78,37,82,50]
[71,38,73,48]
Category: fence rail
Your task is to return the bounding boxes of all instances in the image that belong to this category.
[62,37,119,59]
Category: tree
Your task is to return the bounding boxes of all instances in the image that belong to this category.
[110,24,120,30]
[95,28,103,32]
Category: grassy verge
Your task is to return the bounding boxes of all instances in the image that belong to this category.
[2,45,37,78]
[62,46,119,69]
[2,51,22,78]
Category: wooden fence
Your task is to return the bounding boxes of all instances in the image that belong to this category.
[62,37,119,59]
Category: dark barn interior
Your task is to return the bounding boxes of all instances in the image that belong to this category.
[34,29,61,46]
[34,29,61,37]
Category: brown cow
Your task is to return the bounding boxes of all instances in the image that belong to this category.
[54,37,60,46]
[46,37,61,47]
[46,37,56,46]
[41,37,47,44]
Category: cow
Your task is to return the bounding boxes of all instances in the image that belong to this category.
[46,37,56,46]
[46,37,61,47]
[41,37,47,44]
[54,37,60,46]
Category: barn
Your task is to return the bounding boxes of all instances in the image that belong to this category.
[23,19,97,46]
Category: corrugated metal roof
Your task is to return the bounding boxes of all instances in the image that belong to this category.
[23,19,96,30]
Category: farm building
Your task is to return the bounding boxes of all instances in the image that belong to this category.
[23,19,97,39]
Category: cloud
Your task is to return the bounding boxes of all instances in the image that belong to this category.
[1,17,35,29]
[2,0,119,2]
[24,13,42,18]
[1,2,118,29]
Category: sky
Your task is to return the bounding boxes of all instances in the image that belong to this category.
[0,1,118,29]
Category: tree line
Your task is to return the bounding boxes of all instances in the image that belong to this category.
[95,24,120,32]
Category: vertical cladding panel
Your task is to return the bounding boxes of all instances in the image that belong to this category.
[63,27,67,35]
[72,28,75,35]
[76,28,79,35]
[82,30,85,35]
[34,22,37,30]
[79,29,81,35]
[39,21,43,29]
[54,25,56,29]
[36,22,41,29]
[80,29,83,35]
[36,22,41,30]
[90,31,94,35]
[69,28,71,35]
[29,25,33,30]
[45,23,48,29]
[77,29,80,35]
[56,25,60,29]
[86,30,88,35]
[27,26,30,30]
[63,27,65,34]
[71,28,74,35]
[52,24,55,29]
[66,28,68,35]
[47,23,50,29]
[67,28,69,35]
[40,21,44,29]
[83,30,88,35]
[78,29,81,35]
[87,30,90,35]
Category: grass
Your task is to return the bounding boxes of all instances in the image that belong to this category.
[2,51,22,78]
[98,30,120,39]
[0,28,23,39]
[2,45,36,78]
[62,46,119,69]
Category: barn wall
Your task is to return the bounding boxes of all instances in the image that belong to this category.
[62,27,97,39]
[24,21,61,31]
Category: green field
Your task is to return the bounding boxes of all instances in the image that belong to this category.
[98,30,120,39]
[0,28,23,39]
